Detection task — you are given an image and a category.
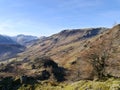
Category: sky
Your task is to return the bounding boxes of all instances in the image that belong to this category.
[0,0,120,36]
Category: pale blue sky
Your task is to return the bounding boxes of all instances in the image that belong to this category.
[0,0,120,36]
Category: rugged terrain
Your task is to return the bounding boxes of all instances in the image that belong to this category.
[19,27,108,65]
[0,25,120,90]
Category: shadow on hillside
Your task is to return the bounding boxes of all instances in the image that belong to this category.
[0,57,67,89]
[0,76,37,90]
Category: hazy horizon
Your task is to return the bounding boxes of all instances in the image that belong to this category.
[0,0,120,36]
[0,26,111,37]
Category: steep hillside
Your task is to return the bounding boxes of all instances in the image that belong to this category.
[0,27,108,79]
[69,24,120,80]
[20,27,108,65]
[13,25,120,80]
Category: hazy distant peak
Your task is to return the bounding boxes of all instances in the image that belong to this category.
[16,34,38,38]
[0,34,17,45]
[12,34,38,45]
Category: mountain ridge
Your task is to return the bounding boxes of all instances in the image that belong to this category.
[0,25,120,89]
[19,27,108,65]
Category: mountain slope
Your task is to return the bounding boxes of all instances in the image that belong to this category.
[69,24,120,80]
[0,35,17,44]
[20,27,108,65]
[0,25,120,90]
[0,35,25,61]
[15,25,120,80]
[0,44,25,61]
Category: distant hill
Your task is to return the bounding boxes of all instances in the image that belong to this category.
[12,34,38,45]
[0,44,25,61]
[0,35,25,61]
[0,34,45,61]
[0,35,17,44]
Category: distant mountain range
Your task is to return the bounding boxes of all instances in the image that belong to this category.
[12,34,38,45]
[0,34,39,61]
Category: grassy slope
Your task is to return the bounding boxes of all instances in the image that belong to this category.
[19,28,107,66]
[18,78,120,90]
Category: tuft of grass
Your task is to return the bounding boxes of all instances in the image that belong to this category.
[18,78,120,90]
